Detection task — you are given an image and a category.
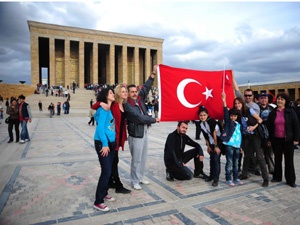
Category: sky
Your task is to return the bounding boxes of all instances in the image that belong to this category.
[0,0,300,86]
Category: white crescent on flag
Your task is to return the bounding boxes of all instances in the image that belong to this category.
[176,78,202,108]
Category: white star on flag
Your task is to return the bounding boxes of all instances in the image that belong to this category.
[202,87,213,100]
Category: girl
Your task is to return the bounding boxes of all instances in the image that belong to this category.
[93,88,116,212]
[198,106,221,187]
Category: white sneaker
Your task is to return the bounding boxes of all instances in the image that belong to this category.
[25,139,30,142]
[19,140,25,144]
[104,195,115,202]
[132,184,142,190]
[140,180,150,185]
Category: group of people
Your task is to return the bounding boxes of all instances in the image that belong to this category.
[163,75,300,190]
[91,65,159,212]
[5,95,32,144]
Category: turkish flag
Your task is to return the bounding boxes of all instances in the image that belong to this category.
[158,64,234,121]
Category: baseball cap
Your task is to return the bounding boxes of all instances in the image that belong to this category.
[259,93,268,98]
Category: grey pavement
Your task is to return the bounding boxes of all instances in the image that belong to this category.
[0,92,300,225]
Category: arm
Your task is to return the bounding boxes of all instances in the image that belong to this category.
[232,73,243,100]
[124,102,156,125]
[164,133,184,168]
[213,129,221,155]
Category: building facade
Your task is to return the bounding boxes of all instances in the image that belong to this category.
[239,80,300,101]
[28,21,163,88]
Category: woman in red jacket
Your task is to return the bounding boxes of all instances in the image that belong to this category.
[92,84,131,194]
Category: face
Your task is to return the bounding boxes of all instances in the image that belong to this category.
[276,96,286,108]
[244,91,253,103]
[234,99,242,110]
[11,100,17,106]
[19,98,24,104]
[107,90,115,102]
[177,123,188,135]
[259,96,268,106]
[120,87,128,100]
[128,87,138,101]
[230,114,238,121]
[199,111,208,122]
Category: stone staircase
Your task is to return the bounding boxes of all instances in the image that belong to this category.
[25,88,96,118]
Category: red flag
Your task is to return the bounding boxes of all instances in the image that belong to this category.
[158,64,234,121]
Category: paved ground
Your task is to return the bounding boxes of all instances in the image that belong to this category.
[0,109,300,225]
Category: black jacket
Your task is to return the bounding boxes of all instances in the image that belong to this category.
[267,107,300,142]
[164,130,203,170]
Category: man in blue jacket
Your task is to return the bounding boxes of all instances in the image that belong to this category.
[18,94,32,144]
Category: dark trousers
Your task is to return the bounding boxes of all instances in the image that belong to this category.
[109,150,123,189]
[194,121,201,139]
[8,118,20,141]
[262,139,274,174]
[272,138,296,184]
[242,135,269,180]
[168,148,203,180]
[88,117,95,125]
[94,140,115,205]
[208,145,221,181]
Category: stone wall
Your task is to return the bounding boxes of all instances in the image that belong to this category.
[0,84,36,100]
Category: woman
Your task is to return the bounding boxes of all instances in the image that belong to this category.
[267,92,300,188]
[93,88,116,212]
[92,84,131,194]
[7,98,20,143]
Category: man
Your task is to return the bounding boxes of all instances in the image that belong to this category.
[258,93,275,174]
[124,65,160,190]
[18,94,32,144]
[164,121,205,181]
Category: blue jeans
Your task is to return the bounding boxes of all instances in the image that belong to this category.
[94,140,115,205]
[225,145,240,181]
[20,120,30,141]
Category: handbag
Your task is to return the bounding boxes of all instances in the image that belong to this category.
[5,116,10,124]
[257,123,269,140]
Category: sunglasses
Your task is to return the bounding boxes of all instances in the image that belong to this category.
[244,94,253,97]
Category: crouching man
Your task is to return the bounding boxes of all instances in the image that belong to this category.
[164,121,206,181]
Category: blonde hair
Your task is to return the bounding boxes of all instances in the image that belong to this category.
[114,84,127,104]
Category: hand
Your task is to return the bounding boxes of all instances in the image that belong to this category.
[198,155,204,161]
[156,118,160,123]
[100,102,110,111]
[247,126,255,132]
[207,146,211,153]
[294,141,299,146]
[29,118,32,123]
[100,146,110,157]
[215,146,221,155]
[221,92,226,102]
[153,64,158,74]
[267,141,272,147]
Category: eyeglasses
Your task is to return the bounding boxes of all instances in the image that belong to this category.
[244,94,253,97]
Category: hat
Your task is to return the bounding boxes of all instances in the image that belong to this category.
[259,93,268,98]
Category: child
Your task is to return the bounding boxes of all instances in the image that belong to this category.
[221,92,243,186]
[198,106,221,187]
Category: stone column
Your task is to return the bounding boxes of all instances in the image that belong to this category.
[145,48,151,80]
[122,46,127,84]
[79,41,84,88]
[64,38,70,87]
[134,47,139,84]
[92,42,98,84]
[30,34,39,86]
[49,37,55,87]
[108,44,115,84]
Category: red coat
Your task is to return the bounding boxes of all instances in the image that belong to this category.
[92,101,127,150]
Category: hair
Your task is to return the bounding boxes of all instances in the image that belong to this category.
[197,105,208,115]
[244,88,253,94]
[10,98,17,104]
[229,108,239,116]
[18,94,26,100]
[114,84,127,103]
[127,84,136,92]
[177,121,189,127]
[276,92,290,108]
[233,97,246,116]
[96,87,114,104]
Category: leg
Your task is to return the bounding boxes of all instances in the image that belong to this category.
[253,136,269,181]
[8,120,14,141]
[283,141,296,185]
[232,147,240,181]
[225,146,234,181]
[241,136,253,178]
[272,138,284,181]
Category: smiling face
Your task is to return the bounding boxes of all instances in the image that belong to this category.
[276,96,286,109]
[177,122,188,135]
[244,90,253,103]
[234,99,243,111]
[128,86,138,101]
[199,111,209,122]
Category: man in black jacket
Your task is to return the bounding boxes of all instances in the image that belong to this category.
[164,121,206,181]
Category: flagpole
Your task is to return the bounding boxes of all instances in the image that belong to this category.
[222,64,225,92]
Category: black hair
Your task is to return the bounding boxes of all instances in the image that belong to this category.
[127,84,136,91]
[229,108,239,116]
[96,88,114,104]
[197,105,208,115]
[177,121,189,127]
[276,92,291,108]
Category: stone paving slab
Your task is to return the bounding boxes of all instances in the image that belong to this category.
[0,116,300,225]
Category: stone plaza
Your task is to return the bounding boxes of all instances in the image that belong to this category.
[0,90,300,225]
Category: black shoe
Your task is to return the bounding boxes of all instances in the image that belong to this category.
[271,178,281,183]
[262,179,269,187]
[7,140,13,143]
[15,140,19,143]
[166,171,174,181]
[254,170,261,176]
[109,183,116,188]
[194,172,208,179]
[115,186,131,194]
[239,174,249,180]
[212,180,218,187]
[205,177,213,182]
[288,183,296,188]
